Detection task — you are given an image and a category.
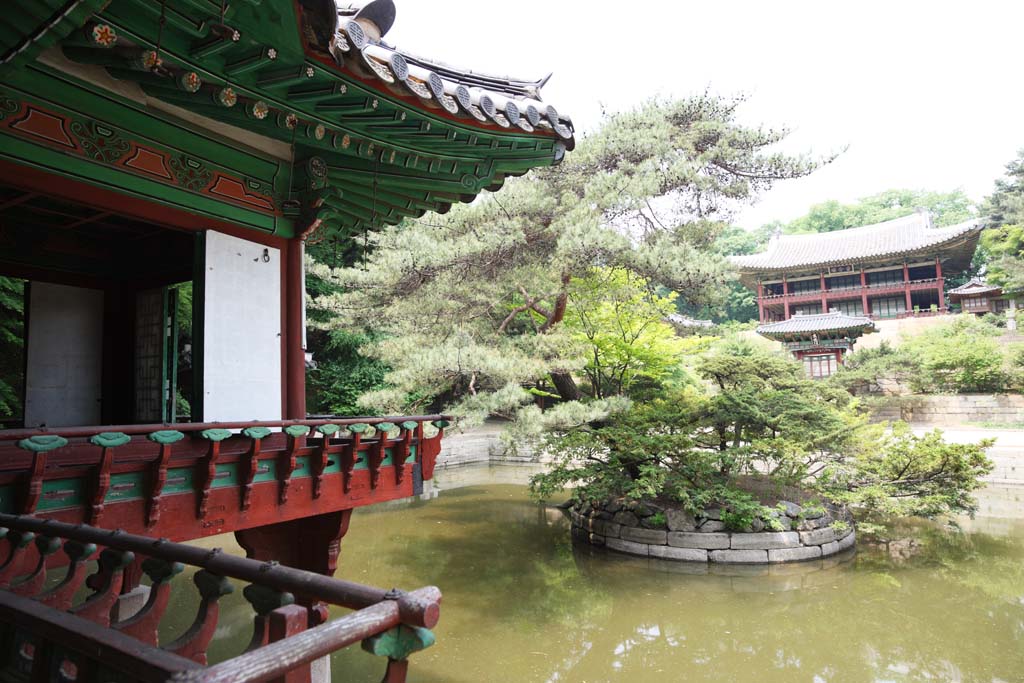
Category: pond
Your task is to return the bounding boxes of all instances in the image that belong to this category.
[185,467,1024,682]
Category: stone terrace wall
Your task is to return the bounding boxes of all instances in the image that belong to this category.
[898,394,1024,425]
[570,499,855,564]
[436,421,537,470]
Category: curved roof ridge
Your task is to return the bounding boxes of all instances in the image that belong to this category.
[731,214,983,272]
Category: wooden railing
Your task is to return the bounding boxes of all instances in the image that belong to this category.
[0,513,440,682]
[0,417,450,541]
[759,278,942,302]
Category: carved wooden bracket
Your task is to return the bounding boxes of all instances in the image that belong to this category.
[312,424,341,499]
[16,435,68,515]
[240,427,272,512]
[279,425,310,505]
[87,432,131,526]
[197,429,232,519]
[145,430,185,528]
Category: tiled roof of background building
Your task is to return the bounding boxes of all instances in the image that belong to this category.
[756,311,876,339]
[731,214,983,272]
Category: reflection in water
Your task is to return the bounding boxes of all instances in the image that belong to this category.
[175,467,1024,682]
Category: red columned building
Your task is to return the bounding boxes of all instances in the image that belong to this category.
[730,212,983,323]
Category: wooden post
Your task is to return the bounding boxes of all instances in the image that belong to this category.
[903,262,912,313]
[936,257,945,309]
[819,272,827,313]
[285,239,306,420]
[860,268,869,316]
[756,281,764,322]
[782,276,790,320]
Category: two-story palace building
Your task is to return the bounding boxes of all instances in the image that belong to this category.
[730,211,984,323]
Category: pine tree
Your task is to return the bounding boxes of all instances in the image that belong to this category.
[310,95,829,427]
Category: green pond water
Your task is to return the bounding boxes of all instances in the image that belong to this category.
[175,467,1024,682]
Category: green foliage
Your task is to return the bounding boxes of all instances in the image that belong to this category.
[903,315,1007,393]
[820,423,994,518]
[0,277,25,419]
[780,188,974,235]
[980,150,1024,290]
[310,95,826,427]
[831,317,1018,394]
[647,511,666,528]
[532,339,993,524]
[565,269,687,399]
[306,329,388,416]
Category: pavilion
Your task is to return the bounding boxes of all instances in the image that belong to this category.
[756,311,877,378]
[0,0,573,679]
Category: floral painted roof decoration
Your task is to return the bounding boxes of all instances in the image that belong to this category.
[4,0,574,240]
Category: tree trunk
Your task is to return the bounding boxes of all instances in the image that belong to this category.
[550,371,582,402]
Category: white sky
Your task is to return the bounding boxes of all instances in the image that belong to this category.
[387,0,1023,229]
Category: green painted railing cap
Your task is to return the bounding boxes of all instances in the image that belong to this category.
[375,422,399,433]
[284,425,310,438]
[148,430,185,445]
[317,424,341,436]
[63,540,97,561]
[431,420,451,429]
[242,426,273,440]
[401,420,420,431]
[199,428,233,442]
[243,583,295,616]
[195,569,235,598]
[142,557,185,583]
[98,548,135,570]
[89,432,131,448]
[34,535,62,555]
[361,625,436,660]
[17,435,68,452]
[347,423,371,434]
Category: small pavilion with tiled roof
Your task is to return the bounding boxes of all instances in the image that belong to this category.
[756,311,877,378]
[731,211,984,323]
[948,277,1021,317]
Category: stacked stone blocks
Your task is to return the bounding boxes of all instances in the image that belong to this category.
[570,498,855,564]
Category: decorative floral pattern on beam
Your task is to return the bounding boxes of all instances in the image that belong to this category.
[0,92,280,215]
[69,121,130,164]
[168,155,214,192]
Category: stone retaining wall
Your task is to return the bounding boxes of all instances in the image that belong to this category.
[570,499,855,564]
[884,394,1024,425]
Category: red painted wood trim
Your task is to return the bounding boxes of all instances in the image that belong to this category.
[284,239,306,419]
[782,276,790,319]
[756,281,764,322]
[0,159,288,249]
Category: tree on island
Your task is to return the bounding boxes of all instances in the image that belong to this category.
[532,340,994,529]
[310,95,827,426]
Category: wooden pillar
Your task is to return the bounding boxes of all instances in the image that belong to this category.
[860,268,869,316]
[820,272,828,313]
[236,510,353,625]
[903,262,912,313]
[935,257,945,309]
[285,239,306,420]
[757,281,765,322]
[782,276,790,320]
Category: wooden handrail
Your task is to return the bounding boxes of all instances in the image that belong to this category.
[0,514,440,628]
[0,416,452,442]
[0,515,442,682]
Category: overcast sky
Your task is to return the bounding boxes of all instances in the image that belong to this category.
[386,0,1023,229]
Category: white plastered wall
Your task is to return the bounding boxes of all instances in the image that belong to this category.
[202,231,282,422]
[24,282,104,428]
